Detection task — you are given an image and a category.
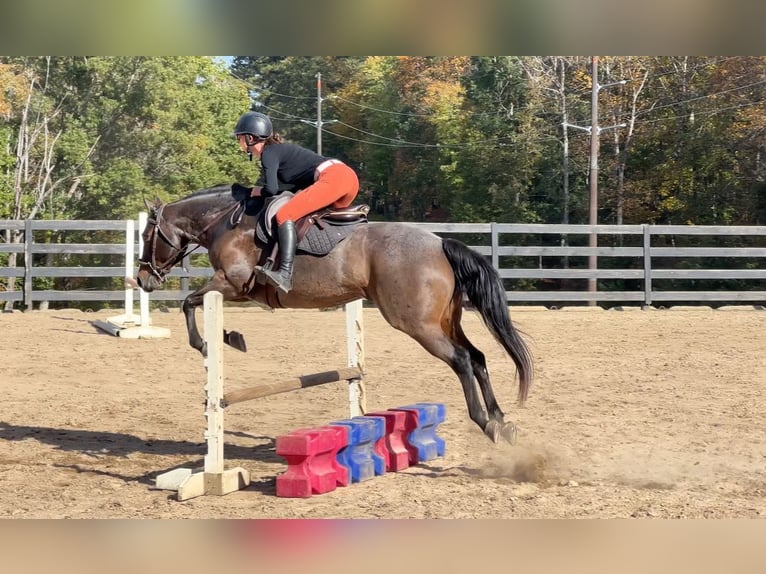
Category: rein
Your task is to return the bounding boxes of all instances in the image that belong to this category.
[139,200,241,283]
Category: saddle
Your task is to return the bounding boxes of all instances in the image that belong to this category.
[254,193,369,257]
[229,188,369,305]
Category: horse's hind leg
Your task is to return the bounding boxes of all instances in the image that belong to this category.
[453,324,517,444]
[410,326,494,440]
[454,323,504,422]
[392,301,498,441]
[449,299,517,444]
[371,251,507,442]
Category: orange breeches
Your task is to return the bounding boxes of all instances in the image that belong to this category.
[275,163,359,225]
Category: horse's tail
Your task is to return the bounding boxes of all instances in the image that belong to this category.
[441,238,533,405]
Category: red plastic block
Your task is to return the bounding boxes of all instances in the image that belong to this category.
[365,410,418,470]
[275,425,349,498]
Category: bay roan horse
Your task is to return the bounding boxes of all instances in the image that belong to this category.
[135,184,533,444]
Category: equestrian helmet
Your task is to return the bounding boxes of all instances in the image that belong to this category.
[233,111,273,139]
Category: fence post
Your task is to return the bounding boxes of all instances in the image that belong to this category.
[490,222,499,271]
[23,219,32,311]
[642,224,652,307]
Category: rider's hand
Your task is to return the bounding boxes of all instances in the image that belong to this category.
[231,183,252,201]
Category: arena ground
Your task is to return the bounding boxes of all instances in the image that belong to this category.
[1,304,764,518]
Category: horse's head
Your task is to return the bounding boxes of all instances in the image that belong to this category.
[135,198,192,292]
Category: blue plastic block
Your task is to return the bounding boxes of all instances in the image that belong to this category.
[391,403,446,462]
[354,415,386,475]
[329,417,386,483]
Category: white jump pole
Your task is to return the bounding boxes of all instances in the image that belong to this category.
[204,290,226,476]
[92,213,170,339]
[156,290,250,500]
[106,218,140,326]
[345,299,366,416]
[137,212,150,326]
[123,218,136,320]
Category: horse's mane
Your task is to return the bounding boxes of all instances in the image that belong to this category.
[187,183,233,198]
[167,184,236,207]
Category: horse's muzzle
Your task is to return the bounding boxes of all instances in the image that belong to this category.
[135,270,159,293]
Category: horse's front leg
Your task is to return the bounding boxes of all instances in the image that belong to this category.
[182,270,248,356]
[182,288,207,356]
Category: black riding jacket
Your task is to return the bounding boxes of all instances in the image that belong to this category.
[259,143,327,197]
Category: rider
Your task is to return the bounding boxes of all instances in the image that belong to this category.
[233,111,360,294]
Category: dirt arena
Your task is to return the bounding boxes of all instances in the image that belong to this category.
[1,303,765,518]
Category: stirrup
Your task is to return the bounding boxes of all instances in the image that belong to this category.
[262,269,292,294]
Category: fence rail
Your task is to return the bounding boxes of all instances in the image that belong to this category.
[1,219,765,308]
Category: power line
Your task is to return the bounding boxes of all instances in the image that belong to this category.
[323,127,561,150]
[226,68,315,101]
[635,98,766,129]
[634,78,766,118]
[567,56,745,97]
[257,99,565,151]
[329,94,449,118]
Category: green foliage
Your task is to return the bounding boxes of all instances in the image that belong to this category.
[0,55,763,228]
[0,56,252,222]
[3,56,766,308]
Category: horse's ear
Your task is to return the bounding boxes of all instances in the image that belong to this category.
[143,198,154,213]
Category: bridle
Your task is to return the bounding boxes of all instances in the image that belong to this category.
[138,201,243,283]
[138,204,199,283]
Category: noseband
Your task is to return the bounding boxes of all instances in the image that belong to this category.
[138,205,198,283]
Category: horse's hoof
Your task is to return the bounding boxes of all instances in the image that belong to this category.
[224,330,248,352]
[200,342,208,357]
[500,422,517,445]
[484,420,501,443]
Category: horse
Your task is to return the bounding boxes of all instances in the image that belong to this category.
[135,184,533,444]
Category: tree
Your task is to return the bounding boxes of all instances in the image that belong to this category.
[454,56,548,223]
[521,56,591,225]
[596,56,651,225]
[77,56,252,219]
[0,56,253,308]
[1,57,100,309]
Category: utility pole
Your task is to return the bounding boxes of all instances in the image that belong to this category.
[301,72,337,155]
[587,56,601,301]
[564,56,626,305]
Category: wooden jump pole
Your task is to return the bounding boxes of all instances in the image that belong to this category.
[223,367,362,407]
[220,299,367,411]
[196,290,250,497]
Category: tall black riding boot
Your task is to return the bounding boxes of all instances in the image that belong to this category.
[260,220,296,294]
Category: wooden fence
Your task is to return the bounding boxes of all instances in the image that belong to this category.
[1,219,765,308]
